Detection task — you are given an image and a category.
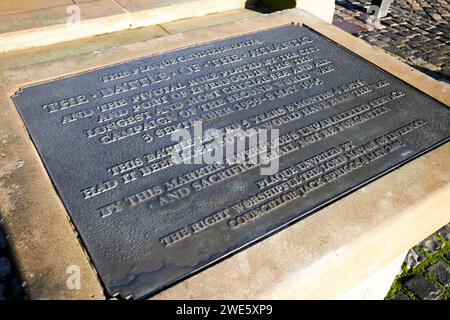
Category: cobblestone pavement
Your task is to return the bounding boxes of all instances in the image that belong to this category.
[334,0,450,82]
[385,224,450,300]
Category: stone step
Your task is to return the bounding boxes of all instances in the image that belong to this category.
[0,0,249,53]
[0,8,262,71]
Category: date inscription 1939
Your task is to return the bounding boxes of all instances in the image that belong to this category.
[13,25,450,299]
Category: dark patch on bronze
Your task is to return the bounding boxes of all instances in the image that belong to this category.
[12,25,450,299]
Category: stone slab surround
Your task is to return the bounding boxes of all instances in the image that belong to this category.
[0,8,449,299]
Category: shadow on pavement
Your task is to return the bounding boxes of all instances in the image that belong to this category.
[0,225,25,300]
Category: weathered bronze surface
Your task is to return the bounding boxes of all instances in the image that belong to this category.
[12,25,450,299]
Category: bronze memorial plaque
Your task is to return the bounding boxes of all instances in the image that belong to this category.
[12,24,450,299]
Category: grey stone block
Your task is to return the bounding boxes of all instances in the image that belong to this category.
[405,248,426,270]
[392,291,410,300]
[404,274,442,300]
[419,235,443,254]
[427,261,450,287]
